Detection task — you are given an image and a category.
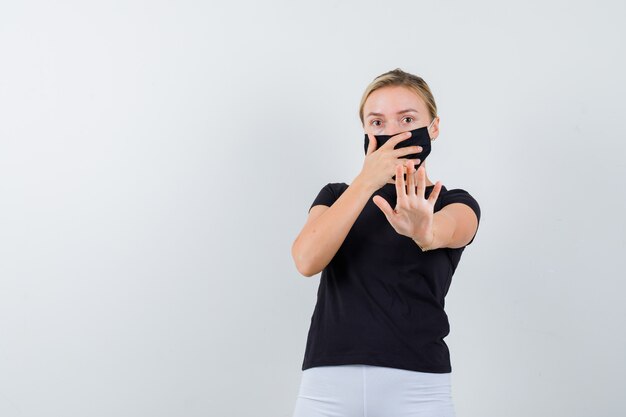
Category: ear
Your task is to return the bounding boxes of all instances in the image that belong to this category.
[429,116,440,141]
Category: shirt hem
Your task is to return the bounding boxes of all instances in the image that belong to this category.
[302,353,452,374]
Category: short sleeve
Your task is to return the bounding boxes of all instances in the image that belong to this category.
[308,183,344,213]
[439,188,481,246]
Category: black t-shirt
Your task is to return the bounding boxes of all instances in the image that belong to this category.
[301,181,481,373]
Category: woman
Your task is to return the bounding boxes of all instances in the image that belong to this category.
[291,69,481,417]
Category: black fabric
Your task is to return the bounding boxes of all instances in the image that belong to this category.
[302,182,481,373]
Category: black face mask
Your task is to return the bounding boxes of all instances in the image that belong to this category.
[363,120,435,181]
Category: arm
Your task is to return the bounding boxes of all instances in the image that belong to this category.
[413,203,479,250]
[291,175,378,277]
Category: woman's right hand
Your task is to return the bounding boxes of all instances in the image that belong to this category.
[356,131,423,191]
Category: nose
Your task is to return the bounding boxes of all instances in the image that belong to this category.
[383,129,408,137]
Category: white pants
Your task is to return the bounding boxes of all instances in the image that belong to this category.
[292,364,456,417]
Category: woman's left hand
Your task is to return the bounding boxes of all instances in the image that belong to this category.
[372,161,443,246]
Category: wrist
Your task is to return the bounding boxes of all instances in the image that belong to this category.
[352,174,379,194]
[413,229,436,252]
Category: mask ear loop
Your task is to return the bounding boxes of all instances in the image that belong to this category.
[427,117,437,141]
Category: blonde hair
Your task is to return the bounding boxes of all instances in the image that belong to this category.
[359,68,438,125]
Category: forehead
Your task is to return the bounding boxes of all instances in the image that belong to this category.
[363,85,427,116]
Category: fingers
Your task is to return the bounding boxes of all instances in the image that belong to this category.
[416,164,426,199]
[377,131,422,166]
[398,157,421,170]
[366,134,377,155]
[389,131,421,162]
[395,163,407,198]
[393,146,422,158]
[407,160,416,196]
[428,180,443,204]
[372,195,395,218]
[381,131,411,150]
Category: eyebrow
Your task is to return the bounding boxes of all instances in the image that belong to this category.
[366,108,419,118]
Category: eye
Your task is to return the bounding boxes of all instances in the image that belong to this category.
[370,120,382,127]
[402,116,414,124]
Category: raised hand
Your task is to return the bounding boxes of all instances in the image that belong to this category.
[372,160,443,248]
[358,132,423,191]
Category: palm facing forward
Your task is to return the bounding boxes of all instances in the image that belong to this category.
[372,161,443,248]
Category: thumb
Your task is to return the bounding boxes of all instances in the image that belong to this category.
[366,133,377,155]
[372,195,395,218]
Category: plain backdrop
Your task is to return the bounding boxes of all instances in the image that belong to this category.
[1,1,625,416]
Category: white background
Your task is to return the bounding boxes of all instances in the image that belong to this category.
[1,1,625,416]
